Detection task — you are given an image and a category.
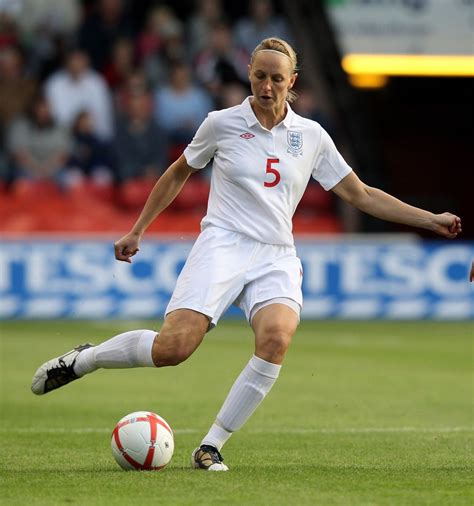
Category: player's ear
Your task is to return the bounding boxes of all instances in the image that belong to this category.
[247,64,252,80]
[289,72,298,90]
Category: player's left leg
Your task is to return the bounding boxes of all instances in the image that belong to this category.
[193,302,299,471]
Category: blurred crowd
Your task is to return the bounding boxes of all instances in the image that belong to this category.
[0,0,340,233]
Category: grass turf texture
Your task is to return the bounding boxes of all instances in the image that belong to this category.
[0,320,472,505]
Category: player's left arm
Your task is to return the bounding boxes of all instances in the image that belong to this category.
[331,171,462,239]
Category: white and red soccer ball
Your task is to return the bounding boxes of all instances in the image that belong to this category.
[111,411,174,471]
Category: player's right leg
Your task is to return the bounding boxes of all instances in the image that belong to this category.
[31,309,209,395]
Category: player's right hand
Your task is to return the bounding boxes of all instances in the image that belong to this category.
[114,232,141,263]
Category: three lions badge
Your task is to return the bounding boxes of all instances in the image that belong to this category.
[287,131,303,156]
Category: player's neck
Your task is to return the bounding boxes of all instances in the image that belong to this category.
[250,98,287,130]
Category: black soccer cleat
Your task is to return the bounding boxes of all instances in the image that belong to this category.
[191,444,229,471]
[31,343,94,395]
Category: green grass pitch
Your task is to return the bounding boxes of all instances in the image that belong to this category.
[0,320,472,505]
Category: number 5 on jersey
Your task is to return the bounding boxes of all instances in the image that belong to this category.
[264,158,280,187]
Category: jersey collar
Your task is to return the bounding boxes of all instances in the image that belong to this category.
[242,96,294,129]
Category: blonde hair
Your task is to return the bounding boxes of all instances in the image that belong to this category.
[250,38,298,103]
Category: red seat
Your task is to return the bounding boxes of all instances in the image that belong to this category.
[147,210,203,234]
[11,179,63,200]
[167,143,186,164]
[170,177,210,212]
[293,214,342,234]
[117,178,156,210]
[68,179,115,203]
[298,182,333,215]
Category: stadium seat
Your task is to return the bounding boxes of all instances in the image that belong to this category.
[147,210,203,234]
[293,214,342,234]
[0,182,10,220]
[168,143,187,164]
[0,181,63,232]
[68,179,115,203]
[11,179,63,200]
[169,177,210,213]
[297,182,333,215]
[117,178,156,210]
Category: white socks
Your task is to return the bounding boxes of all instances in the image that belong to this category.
[201,354,281,451]
[73,329,157,376]
[73,334,280,453]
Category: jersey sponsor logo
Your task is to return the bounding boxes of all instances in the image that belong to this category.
[287,131,303,156]
[240,132,255,139]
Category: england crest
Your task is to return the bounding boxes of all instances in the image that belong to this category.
[287,130,303,155]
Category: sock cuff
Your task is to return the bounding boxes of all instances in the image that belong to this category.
[249,354,281,379]
[73,346,96,377]
[201,422,232,451]
[137,330,157,367]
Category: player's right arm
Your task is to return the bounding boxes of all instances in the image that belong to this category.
[114,154,196,263]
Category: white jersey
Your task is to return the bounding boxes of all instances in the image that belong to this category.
[183,96,352,246]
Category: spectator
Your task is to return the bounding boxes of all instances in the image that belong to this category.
[6,93,71,183]
[187,0,224,58]
[0,46,37,133]
[154,61,213,145]
[292,86,335,136]
[136,5,183,62]
[0,0,22,19]
[114,69,149,115]
[66,110,115,187]
[10,0,80,77]
[102,37,136,90]
[234,0,293,56]
[9,0,80,38]
[139,5,186,88]
[194,21,248,99]
[0,11,20,52]
[44,48,114,139]
[114,89,168,182]
[218,82,248,109]
[0,149,8,183]
[78,0,133,72]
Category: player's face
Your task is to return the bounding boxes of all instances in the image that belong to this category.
[248,51,297,112]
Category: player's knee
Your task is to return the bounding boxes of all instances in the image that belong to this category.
[256,325,293,362]
[152,326,204,367]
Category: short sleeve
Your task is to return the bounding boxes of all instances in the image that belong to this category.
[312,129,352,190]
[183,114,217,169]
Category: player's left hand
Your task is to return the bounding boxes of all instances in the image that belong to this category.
[432,212,462,239]
[114,232,141,263]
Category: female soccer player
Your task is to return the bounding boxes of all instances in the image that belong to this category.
[31,38,462,471]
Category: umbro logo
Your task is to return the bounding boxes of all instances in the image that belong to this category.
[240,132,255,139]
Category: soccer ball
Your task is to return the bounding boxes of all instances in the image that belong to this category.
[111,411,174,471]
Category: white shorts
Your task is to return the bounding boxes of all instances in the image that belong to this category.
[165,226,303,328]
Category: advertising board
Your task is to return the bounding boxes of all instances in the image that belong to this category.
[1,238,472,320]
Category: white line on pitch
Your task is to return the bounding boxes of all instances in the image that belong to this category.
[1,427,472,435]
